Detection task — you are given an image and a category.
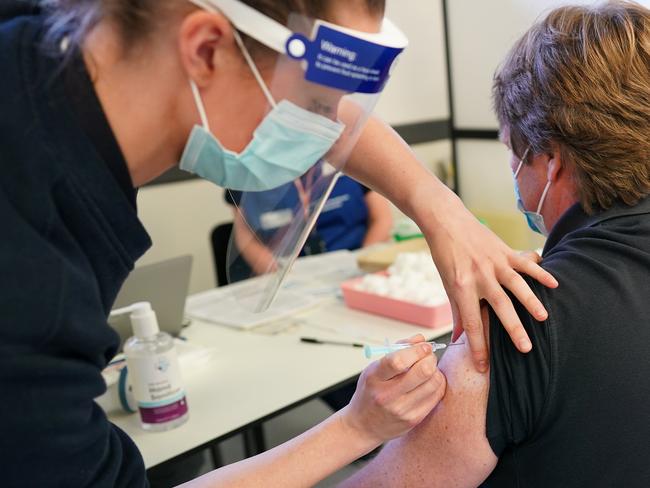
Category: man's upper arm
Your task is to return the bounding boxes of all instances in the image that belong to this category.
[340,330,498,487]
[341,280,552,488]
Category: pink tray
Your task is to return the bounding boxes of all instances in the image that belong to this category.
[341,274,452,329]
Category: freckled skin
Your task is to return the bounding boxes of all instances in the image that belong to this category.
[339,307,498,488]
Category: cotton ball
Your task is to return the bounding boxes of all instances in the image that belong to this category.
[359,274,394,296]
[357,251,448,306]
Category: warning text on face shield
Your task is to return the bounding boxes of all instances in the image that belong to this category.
[315,53,381,83]
[320,40,358,63]
[298,23,404,93]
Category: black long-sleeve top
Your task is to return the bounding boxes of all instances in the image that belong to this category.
[1,6,152,486]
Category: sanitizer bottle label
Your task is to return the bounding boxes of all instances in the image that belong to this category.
[127,351,188,425]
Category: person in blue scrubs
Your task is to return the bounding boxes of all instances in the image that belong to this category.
[225,175,393,266]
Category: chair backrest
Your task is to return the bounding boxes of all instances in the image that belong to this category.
[210,222,233,287]
[210,222,252,287]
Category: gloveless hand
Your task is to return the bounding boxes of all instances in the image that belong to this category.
[341,334,446,447]
[423,194,558,372]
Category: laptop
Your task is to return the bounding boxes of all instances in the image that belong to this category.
[109,255,193,348]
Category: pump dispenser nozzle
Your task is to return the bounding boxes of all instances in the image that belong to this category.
[110,302,160,339]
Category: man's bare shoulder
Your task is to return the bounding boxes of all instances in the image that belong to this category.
[340,324,498,488]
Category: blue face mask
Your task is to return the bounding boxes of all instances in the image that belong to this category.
[179,32,345,192]
[180,86,344,191]
[513,152,552,236]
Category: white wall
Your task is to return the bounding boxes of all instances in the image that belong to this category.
[447,0,650,128]
[136,180,233,294]
[457,139,545,249]
[375,0,453,220]
[448,0,599,129]
[374,0,449,124]
[136,0,452,295]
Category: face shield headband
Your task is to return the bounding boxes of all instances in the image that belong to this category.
[188,0,408,94]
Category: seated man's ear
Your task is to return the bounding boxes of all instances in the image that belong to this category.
[546,145,564,183]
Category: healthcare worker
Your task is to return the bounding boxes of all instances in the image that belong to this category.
[0,0,557,487]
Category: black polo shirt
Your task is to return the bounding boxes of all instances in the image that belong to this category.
[483,197,650,487]
[1,9,151,488]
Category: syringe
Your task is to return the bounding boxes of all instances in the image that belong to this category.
[364,340,451,359]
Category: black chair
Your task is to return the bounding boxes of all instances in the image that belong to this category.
[210,222,253,288]
[211,222,233,287]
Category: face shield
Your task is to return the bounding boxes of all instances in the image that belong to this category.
[189,0,407,312]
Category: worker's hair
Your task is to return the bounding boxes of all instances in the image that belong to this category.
[43,0,385,59]
[493,1,650,213]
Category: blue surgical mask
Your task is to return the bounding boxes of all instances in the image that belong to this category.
[179,32,345,192]
[513,151,552,236]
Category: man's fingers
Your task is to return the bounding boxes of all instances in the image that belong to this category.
[456,290,489,372]
[485,285,532,353]
[512,253,558,289]
[375,342,433,381]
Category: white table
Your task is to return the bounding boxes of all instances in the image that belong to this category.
[108,293,452,469]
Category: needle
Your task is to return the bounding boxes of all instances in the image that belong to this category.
[364,341,465,359]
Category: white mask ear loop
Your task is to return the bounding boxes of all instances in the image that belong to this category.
[536,179,552,214]
[232,29,277,109]
[190,80,211,132]
[514,146,531,178]
[513,145,551,213]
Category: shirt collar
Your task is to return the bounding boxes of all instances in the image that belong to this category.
[63,47,137,208]
[544,195,650,254]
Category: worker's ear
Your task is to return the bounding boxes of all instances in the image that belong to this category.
[546,144,563,183]
[177,10,237,87]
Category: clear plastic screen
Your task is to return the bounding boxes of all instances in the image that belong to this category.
[225,13,402,312]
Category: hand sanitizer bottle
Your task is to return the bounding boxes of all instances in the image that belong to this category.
[116,302,189,431]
